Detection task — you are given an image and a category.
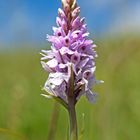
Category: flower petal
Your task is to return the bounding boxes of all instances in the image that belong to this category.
[41,61,54,72]
[86,90,97,103]
[47,59,58,68]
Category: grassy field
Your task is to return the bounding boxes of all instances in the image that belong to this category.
[0,36,140,140]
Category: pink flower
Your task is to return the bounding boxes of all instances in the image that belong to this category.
[41,0,103,105]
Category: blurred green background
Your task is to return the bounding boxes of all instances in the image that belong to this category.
[0,0,140,140]
[0,36,140,140]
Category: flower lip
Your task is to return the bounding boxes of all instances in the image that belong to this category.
[81,45,86,51]
[57,63,68,72]
[58,32,62,36]
[65,38,69,43]
[64,36,71,46]
[47,59,58,68]
[83,68,95,79]
[52,27,65,37]
[73,56,78,60]
[59,46,74,55]
[84,71,92,79]
[71,53,80,64]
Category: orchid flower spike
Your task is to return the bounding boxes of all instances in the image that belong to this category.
[41,0,103,108]
[41,0,103,139]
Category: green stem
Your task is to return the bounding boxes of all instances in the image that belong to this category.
[68,98,78,140]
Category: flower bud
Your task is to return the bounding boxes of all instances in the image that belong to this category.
[61,0,67,6]
[72,7,80,18]
[58,8,66,18]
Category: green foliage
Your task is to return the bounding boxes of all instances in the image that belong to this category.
[0,36,140,140]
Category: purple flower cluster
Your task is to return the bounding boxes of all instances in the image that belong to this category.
[41,2,101,104]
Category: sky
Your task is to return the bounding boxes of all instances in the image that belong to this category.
[0,0,140,46]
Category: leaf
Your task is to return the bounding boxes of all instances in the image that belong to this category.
[41,88,68,109]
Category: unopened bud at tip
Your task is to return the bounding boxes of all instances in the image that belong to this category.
[72,6,80,18]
